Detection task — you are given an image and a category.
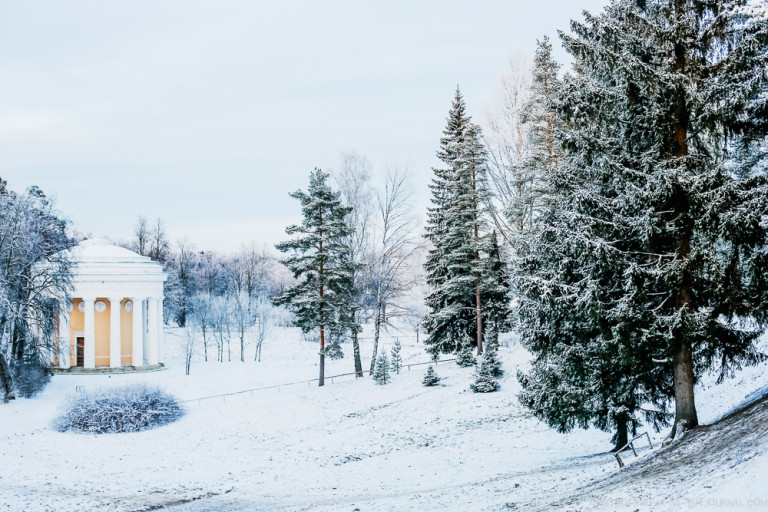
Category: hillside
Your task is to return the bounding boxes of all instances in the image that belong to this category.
[1,328,766,512]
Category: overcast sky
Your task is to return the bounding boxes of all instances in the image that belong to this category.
[0,0,608,252]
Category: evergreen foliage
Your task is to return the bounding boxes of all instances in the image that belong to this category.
[422,365,441,387]
[274,169,355,386]
[455,334,477,367]
[390,339,403,374]
[510,36,562,231]
[482,326,504,377]
[372,353,391,385]
[516,0,768,444]
[482,231,513,336]
[471,352,500,393]
[423,88,494,358]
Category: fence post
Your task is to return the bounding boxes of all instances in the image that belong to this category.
[615,453,624,468]
[646,432,653,449]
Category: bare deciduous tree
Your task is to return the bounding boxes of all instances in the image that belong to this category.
[369,169,420,372]
[334,152,373,377]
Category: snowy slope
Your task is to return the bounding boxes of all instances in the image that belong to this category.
[1,328,767,511]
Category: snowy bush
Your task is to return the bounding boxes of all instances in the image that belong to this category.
[53,384,184,434]
[372,354,391,385]
[422,365,441,386]
[11,355,51,398]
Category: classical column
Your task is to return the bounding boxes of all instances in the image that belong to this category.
[58,308,71,369]
[156,298,164,364]
[131,298,144,366]
[109,297,122,368]
[83,297,96,369]
[147,297,159,366]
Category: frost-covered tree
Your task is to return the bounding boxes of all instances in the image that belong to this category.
[0,181,74,402]
[334,152,372,377]
[471,351,500,393]
[275,168,355,386]
[512,37,561,232]
[424,88,492,358]
[372,353,391,385]
[370,170,420,371]
[422,365,441,387]
[482,231,513,338]
[455,334,477,367]
[390,338,403,374]
[517,0,768,445]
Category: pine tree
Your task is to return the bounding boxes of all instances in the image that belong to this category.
[482,324,504,377]
[517,0,768,445]
[372,353,391,385]
[422,365,441,387]
[509,37,562,232]
[455,334,477,367]
[424,88,492,359]
[482,231,512,338]
[274,168,355,387]
[390,339,403,374]
[471,351,500,393]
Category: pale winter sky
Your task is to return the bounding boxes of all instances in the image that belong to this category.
[0,0,608,253]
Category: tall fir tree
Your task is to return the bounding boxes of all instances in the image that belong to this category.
[516,0,768,446]
[482,231,513,337]
[274,168,355,387]
[424,88,492,358]
[510,37,562,232]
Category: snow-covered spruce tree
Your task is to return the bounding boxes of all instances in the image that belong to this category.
[455,334,477,367]
[471,351,500,393]
[508,37,562,232]
[482,231,513,340]
[274,168,355,387]
[481,324,504,377]
[424,88,492,359]
[518,0,768,444]
[422,365,441,386]
[372,353,391,385]
[390,338,403,374]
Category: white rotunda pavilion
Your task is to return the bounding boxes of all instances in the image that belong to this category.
[56,239,167,371]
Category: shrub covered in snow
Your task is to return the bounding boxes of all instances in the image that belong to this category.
[11,355,51,398]
[53,384,184,434]
[422,365,441,386]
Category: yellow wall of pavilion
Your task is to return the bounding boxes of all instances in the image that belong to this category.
[69,299,84,367]
[94,298,110,367]
[120,299,133,365]
[65,298,134,367]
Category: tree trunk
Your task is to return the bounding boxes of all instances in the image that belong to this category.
[240,334,245,363]
[352,315,363,377]
[472,163,484,356]
[319,324,325,387]
[610,414,629,452]
[0,354,15,403]
[670,341,698,438]
[667,1,698,439]
[370,293,383,373]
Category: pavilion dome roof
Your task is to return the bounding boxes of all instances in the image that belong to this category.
[68,239,166,281]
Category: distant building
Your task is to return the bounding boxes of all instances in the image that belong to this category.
[55,239,167,371]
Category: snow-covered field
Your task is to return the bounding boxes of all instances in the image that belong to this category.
[2,328,767,511]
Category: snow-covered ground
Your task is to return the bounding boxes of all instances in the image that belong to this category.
[2,327,767,511]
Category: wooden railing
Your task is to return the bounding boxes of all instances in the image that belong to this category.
[614,432,654,468]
